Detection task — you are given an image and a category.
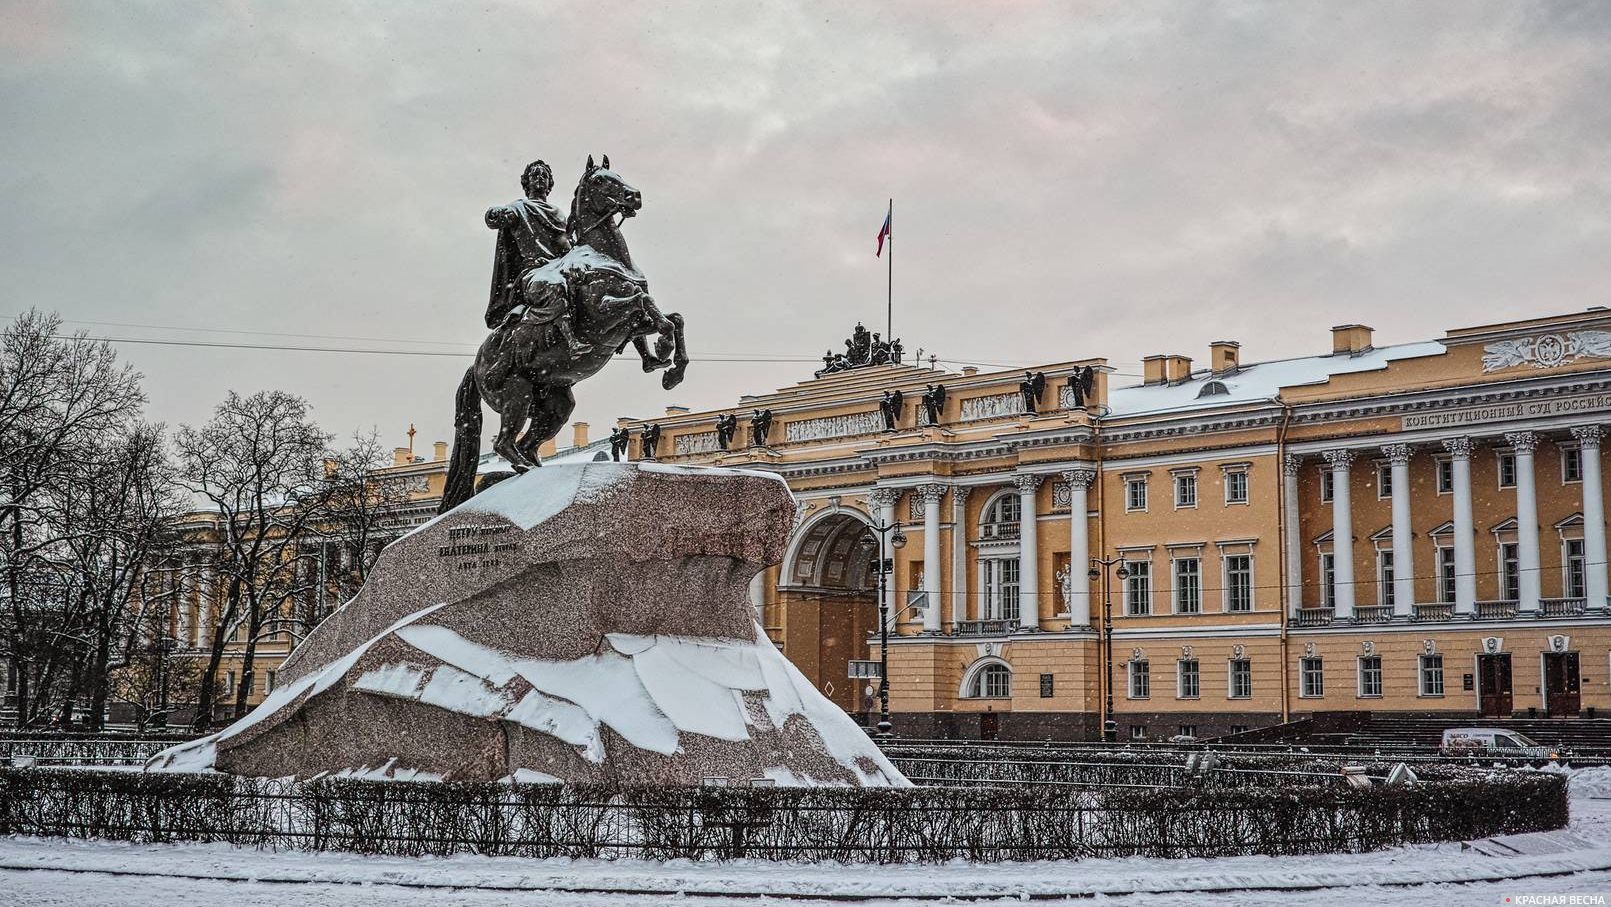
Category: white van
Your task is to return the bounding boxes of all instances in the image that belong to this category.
[1440,727,1556,759]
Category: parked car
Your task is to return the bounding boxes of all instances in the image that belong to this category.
[1440,728,1557,760]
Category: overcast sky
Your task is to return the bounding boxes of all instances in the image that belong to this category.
[3,1,1609,452]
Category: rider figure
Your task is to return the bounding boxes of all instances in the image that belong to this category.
[485,160,591,355]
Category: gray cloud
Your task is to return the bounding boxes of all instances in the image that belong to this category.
[2,0,1608,446]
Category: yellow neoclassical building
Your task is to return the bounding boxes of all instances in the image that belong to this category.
[620,308,1611,740]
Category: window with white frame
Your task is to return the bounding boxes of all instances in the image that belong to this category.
[1124,560,1152,615]
[981,492,1020,536]
[1498,452,1517,489]
[981,558,1021,621]
[1125,476,1148,512]
[1299,656,1324,698]
[1320,553,1336,609]
[1563,446,1583,483]
[1438,545,1457,603]
[1376,462,1392,499]
[1224,554,1253,612]
[1566,538,1587,599]
[1228,659,1252,698]
[1178,724,1198,739]
[1173,556,1201,614]
[1357,655,1382,697]
[1500,542,1520,601]
[265,670,277,693]
[1130,724,1148,741]
[1377,550,1395,607]
[966,662,1012,698]
[1177,658,1200,698]
[1128,659,1150,699]
[1436,458,1454,494]
[1320,471,1334,503]
[1224,469,1249,504]
[1419,654,1445,696]
[1174,471,1198,509]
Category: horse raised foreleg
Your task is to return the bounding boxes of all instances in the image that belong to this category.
[661,312,688,390]
[631,334,668,373]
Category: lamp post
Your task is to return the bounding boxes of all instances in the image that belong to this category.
[860,517,907,738]
[1088,556,1129,743]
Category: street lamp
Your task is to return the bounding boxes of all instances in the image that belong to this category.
[1089,557,1129,743]
[861,517,907,738]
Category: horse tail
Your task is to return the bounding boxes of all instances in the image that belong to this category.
[438,367,482,514]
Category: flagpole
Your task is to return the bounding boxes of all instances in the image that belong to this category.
[886,198,893,344]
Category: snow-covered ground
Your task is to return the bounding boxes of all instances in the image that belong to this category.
[5,768,1611,905]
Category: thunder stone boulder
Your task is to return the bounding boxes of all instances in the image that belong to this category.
[149,462,906,787]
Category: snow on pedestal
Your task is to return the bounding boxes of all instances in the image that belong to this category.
[149,462,906,787]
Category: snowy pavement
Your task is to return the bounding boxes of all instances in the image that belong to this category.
[5,770,1611,905]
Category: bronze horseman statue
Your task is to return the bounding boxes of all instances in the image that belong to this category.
[439,156,689,513]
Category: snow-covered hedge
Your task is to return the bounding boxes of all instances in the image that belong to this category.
[0,767,1565,863]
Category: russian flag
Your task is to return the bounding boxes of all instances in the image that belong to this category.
[875,211,892,257]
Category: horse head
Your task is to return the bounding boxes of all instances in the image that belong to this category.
[568,154,642,244]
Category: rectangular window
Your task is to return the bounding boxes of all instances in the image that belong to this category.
[1177,659,1200,698]
[1376,463,1392,499]
[1228,659,1252,699]
[1230,724,1249,735]
[1378,551,1395,607]
[225,671,236,695]
[1124,561,1152,616]
[1300,656,1324,698]
[1129,724,1147,741]
[1321,553,1336,609]
[1498,452,1517,489]
[1419,654,1445,696]
[1174,473,1197,509]
[1000,558,1020,621]
[1128,660,1150,699]
[1173,557,1201,614]
[1358,655,1382,698]
[1501,542,1520,601]
[1225,554,1253,612]
[1178,725,1197,739]
[1437,458,1454,494]
[1320,471,1334,503]
[1039,673,1054,698]
[1563,446,1583,483]
[1224,471,1248,504]
[1439,546,1457,603]
[1567,539,1588,599]
[1126,478,1148,512]
[265,671,277,694]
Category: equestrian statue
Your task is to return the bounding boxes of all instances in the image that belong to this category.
[439,155,688,513]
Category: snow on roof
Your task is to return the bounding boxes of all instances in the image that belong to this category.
[1105,341,1448,418]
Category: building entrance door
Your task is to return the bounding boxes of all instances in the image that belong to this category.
[1544,652,1581,717]
[979,712,1000,741]
[1477,653,1513,718]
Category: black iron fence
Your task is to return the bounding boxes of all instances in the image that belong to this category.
[0,767,1566,863]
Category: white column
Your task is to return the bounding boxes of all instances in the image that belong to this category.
[1444,437,1477,614]
[1282,455,1303,615]
[748,570,767,620]
[1573,426,1608,608]
[919,484,944,633]
[950,487,970,628]
[1507,431,1542,612]
[195,566,212,648]
[869,488,902,631]
[1061,468,1096,627]
[1323,449,1356,617]
[1014,474,1044,631]
[1383,443,1416,618]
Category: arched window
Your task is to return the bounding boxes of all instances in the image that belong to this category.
[1197,380,1229,399]
[979,491,1021,539]
[964,662,1012,699]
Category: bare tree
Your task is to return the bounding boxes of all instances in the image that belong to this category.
[317,429,414,612]
[174,391,331,728]
[0,311,144,726]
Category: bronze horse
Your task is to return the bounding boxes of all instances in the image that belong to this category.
[439,156,687,512]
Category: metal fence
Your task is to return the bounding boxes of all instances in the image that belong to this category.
[0,767,1567,863]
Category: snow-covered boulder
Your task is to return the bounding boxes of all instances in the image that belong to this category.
[149,462,906,787]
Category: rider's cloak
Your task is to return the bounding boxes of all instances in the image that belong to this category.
[485,197,570,329]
